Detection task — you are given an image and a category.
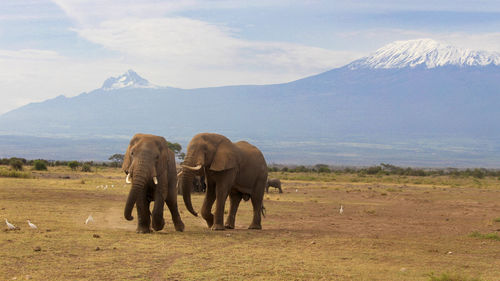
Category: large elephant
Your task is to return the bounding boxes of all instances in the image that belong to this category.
[179,133,268,230]
[123,134,184,233]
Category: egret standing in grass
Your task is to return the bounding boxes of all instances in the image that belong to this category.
[27,220,38,229]
[339,205,344,215]
[85,215,93,224]
[5,219,16,230]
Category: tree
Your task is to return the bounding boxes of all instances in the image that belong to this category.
[68,161,79,171]
[166,141,186,160]
[9,158,23,171]
[81,163,92,172]
[109,154,125,168]
[33,160,48,171]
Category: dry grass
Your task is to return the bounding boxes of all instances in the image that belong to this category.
[1,167,500,280]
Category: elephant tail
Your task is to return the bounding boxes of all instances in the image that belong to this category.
[261,205,266,218]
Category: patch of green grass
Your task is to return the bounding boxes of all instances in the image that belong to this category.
[494,217,500,223]
[469,231,500,241]
[0,169,31,178]
[428,272,482,281]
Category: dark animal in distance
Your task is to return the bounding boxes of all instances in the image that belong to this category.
[266,178,282,193]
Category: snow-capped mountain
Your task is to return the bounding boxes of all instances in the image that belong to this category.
[348,38,500,69]
[101,69,158,90]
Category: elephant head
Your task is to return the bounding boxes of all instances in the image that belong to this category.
[180,133,239,216]
[122,134,170,227]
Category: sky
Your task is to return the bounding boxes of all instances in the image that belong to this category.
[1,0,500,114]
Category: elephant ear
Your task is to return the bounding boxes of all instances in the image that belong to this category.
[122,134,141,173]
[210,141,238,172]
[155,137,170,200]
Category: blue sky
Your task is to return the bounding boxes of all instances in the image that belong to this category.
[1,0,500,114]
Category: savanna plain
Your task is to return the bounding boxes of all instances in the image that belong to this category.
[1,166,500,280]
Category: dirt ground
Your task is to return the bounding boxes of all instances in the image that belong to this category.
[1,169,500,280]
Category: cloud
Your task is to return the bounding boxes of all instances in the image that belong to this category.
[72,17,361,88]
[0,48,127,114]
[338,29,500,54]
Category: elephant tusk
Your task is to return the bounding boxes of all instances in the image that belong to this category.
[177,171,183,177]
[153,177,158,185]
[181,164,202,171]
[126,174,131,184]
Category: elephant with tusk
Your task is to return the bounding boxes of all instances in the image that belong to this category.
[179,133,268,230]
[123,133,185,233]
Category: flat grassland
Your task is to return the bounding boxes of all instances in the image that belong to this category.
[1,166,500,280]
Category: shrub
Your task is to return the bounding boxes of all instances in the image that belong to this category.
[33,160,48,171]
[9,158,24,171]
[81,163,92,172]
[68,161,79,171]
[365,166,382,175]
[315,164,331,173]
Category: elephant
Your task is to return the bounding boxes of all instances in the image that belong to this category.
[266,178,283,193]
[179,133,268,230]
[122,133,184,233]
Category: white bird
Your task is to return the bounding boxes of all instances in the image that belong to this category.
[27,220,37,229]
[339,205,344,215]
[5,219,16,230]
[295,189,298,192]
[85,215,94,224]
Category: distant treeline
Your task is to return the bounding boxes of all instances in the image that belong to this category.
[268,163,500,179]
[2,157,500,179]
[0,158,117,167]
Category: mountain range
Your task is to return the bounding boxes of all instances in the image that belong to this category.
[1,39,500,167]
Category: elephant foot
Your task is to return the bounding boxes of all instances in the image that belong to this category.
[152,218,165,231]
[248,224,262,230]
[174,221,185,232]
[224,224,234,229]
[136,226,152,234]
[203,215,214,228]
[211,224,225,231]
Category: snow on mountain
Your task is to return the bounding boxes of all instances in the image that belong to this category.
[348,39,500,69]
[101,69,158,90]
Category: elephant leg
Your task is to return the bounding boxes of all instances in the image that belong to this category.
[265,185,269,193]
[166,177,184,232]
[201,179,216,228]
[225,189,242,229]
[278,184,283,193]
[212,172,235,230]
[151,189,165,231]
[136,193,152,233]
[249,179,266,230]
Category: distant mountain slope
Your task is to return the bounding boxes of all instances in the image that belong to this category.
[1,39,500,166]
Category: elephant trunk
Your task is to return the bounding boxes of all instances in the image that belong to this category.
[124,184,140,220]
[181,170,198,216]
[124,164,148,221]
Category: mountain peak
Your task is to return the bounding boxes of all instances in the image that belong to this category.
[348,38,500,69]
[101,69,158,90]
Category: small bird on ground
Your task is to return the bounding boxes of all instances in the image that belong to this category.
[5,219,16,230]
[27,220,38,229]
[85,215,94,224]
[339,205,344,215]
